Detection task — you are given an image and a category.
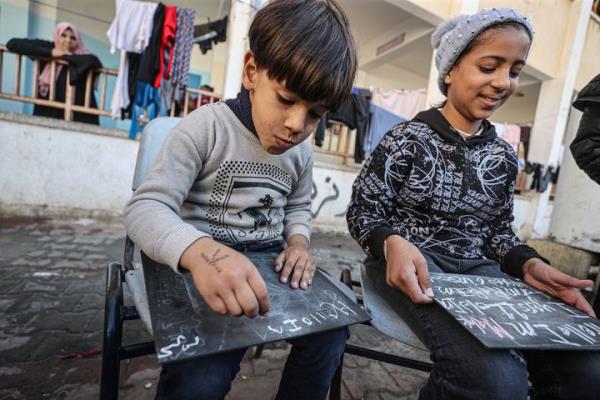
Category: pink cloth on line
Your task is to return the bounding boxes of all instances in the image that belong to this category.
[501,123,521,153]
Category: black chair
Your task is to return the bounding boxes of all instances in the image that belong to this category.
[100,117,180,399]
[328,267,432,400]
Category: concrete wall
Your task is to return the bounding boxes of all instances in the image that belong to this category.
[550,108,600,253]
[575,16,600,91]
[0,114,137,218]
[479,0,578,80]
[0,114,360,232]
[1,114,539,239]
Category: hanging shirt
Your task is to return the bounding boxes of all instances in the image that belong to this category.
[371,88,427,120]
[193,17,228,54]
[154,5,177,88]
[365,104,405,158]
[106,0,157,53]
[106,0,158,118]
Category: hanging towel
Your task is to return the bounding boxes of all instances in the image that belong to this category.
[371,88,427,120]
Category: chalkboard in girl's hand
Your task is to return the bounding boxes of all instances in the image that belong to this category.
[142,252,370,364]
[430,272,600,350]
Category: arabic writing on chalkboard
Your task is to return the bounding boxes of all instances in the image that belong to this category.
[143,251,369,363]
[430,273,600,350]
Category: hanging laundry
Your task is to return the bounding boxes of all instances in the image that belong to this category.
[365,104,406,159]
[129,81,160,139]
[371,88,427,120]
[137,4,165,85]
[193,17,228,54]
[106,0,158,118]
[314,93,370,163]
[171,8,196,89]
[493,122,521,153]
[154,5,177,88]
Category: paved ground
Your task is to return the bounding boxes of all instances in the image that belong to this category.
[0,217,429,400]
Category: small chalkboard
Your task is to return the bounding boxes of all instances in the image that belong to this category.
[142,252,370,364]
[431,272,600,350]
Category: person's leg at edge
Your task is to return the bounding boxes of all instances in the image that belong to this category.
[275,327,349,400]
[523,333,600,399]
[154,347,247,400]
[380,253,530,400]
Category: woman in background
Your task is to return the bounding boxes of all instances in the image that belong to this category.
[7,22,102,125]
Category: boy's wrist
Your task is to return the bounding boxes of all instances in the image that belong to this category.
[179,236,214,272]
[287,234,309,250]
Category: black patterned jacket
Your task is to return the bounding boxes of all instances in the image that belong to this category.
[346,108,546,278]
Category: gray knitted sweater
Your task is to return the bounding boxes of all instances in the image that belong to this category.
[124,102,313,271]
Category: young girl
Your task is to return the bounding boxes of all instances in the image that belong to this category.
[347,8,600,399]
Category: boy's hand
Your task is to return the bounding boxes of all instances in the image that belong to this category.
[274,235,315,289]
[385,235,434,304]
[180,238,270,318]
[522,257,596,318]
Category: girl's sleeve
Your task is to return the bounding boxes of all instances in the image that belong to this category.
[346,127,411,260]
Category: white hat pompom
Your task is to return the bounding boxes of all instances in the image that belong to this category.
[431,15,465,49]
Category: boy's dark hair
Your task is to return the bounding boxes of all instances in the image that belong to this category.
[249,0,357,110]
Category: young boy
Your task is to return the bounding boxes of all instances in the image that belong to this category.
[124,1,357,399]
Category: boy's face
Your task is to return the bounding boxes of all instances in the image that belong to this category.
[243,53,328,155]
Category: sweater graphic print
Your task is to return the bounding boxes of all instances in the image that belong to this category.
[208,160,292,245]
[347,109,524,265]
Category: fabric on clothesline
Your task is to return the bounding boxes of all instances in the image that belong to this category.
[154,5,177,88]
[129,81,160,139]
[493,122,520,153]
[106,0,158,118]
[371,88,427,120]
[193,17,228,54]
[171,8,196,88]
[137,4,165,85]
[365,104,405,159]
[314,93,370,163]
[106,0,158,54]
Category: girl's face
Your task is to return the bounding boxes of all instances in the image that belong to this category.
[442,26,531,132]
[58,28,78,53]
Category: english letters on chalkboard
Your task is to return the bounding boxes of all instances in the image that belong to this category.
[143,251,370,364]
[431,273,600,350]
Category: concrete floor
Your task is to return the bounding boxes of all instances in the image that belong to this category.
[0,217,429,400]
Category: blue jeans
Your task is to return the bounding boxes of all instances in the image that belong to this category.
[154,327,349,400]
[366,250,600,400]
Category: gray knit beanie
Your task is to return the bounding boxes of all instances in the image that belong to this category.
[431,8,534,96]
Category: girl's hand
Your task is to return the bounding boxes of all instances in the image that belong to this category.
[523,257,596,318]
[274,235,316,289]
[385,235,434,304]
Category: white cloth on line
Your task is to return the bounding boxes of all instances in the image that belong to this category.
[371,88,427,120]
[106,0,158,118]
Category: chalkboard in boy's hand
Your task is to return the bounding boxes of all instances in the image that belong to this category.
[430,272,600,350]
[142,252,370,364]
